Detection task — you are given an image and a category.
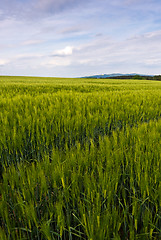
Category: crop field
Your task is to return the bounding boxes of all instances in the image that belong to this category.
[1,76,161,239]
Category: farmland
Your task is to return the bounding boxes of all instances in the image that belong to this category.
[0,76,161,239]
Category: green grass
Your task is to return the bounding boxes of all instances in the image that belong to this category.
[0,76,161,239]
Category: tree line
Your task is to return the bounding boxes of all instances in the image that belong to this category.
[105,75,161,80]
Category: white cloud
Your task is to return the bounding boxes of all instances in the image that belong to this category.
[53,46,74,57]
[57,46,73,55]
[0,59,9,66]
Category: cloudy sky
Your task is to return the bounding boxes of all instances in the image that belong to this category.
[0,0,161,77]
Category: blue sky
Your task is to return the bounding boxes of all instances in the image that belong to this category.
[0,0,161,77]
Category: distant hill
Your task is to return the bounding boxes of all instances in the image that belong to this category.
[82,73,154,79]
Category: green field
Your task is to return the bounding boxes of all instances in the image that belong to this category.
[1,76,161,239]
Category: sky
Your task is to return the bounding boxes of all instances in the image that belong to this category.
[0,0,161,77]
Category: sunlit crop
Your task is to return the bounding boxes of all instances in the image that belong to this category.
[0,76,161,239]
